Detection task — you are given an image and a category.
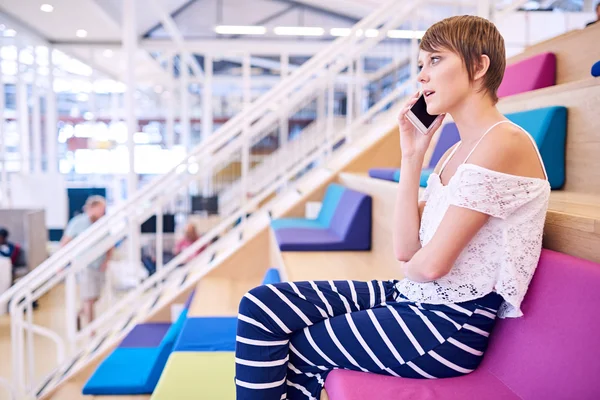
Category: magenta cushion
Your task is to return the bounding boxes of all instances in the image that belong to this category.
[498,52,556,98]
[325,249,600,399]
[482,249,600,399]
[325,368,519,400]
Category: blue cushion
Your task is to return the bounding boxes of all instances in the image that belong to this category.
[261,268,281,285]
[592,60,600,77]
[506,106,567,189]
[82,347,164,395]
[173,317,237,352]
[316,184,346,227]
[270,218,325,230]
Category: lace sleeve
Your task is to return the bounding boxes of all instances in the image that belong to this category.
[448,164,549,220]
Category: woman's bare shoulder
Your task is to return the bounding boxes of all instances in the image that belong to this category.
[467,123,546,180]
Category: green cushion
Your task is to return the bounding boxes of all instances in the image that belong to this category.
[151,352,235,400]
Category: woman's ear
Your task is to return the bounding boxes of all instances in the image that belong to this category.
[474,54,491,81]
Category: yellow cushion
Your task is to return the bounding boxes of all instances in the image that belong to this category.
[151,352,235,400]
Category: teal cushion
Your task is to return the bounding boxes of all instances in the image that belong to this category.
[83,347,163,395]
[506,106,567,189]
[270,218,325,230]
[261,268,281,285]
[161,307,189,347]
[420,168,434,187]
[317,184,346,227]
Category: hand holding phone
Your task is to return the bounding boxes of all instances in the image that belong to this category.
[405,93,445,135]
[397,91,446,160]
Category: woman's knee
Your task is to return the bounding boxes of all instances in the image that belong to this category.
[238,283,272,314]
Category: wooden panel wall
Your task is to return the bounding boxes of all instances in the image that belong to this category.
[507,24,600,84]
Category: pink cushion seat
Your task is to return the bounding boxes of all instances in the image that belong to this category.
[325,249,600,399]
[497,52,556,98]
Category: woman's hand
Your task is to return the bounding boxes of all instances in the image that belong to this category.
[397,91,446,160]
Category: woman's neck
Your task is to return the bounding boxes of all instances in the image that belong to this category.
[449,93,506,145]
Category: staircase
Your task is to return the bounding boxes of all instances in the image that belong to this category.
[0,0,424,397]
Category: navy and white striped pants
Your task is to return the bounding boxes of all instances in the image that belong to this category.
[235,279,503,399]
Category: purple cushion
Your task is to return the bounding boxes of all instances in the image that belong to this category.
[368,168,397,181]
[325,250,600,399]
[328,189,371,246]
[274,188,372,251]
[274,228,344,251]
[498,52,556,98]
[427,123,460,168]
[119,323,172,348]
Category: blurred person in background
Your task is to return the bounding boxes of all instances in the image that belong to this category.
[61,195,112,329]
[173,221,207,264]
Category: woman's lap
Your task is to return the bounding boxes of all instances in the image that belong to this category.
[236,279,502,399]
[288,296,499,379]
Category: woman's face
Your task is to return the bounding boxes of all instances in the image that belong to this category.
[417,48,471,115]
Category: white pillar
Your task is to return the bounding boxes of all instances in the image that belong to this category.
[410,19,419,92]
[242,53,251,108]
[46,47,58,174]
[202,54,213,196]
[240,53,251,215]
[17,45,30,175]
[0,38,7,207]
[180,57,190,149]
[355,56,364,117]
[279,53,289,150]
[110,90,119,124]
[165,52,174,148]
[32,47,42,174]
[317,84,325,130]
[280,52,289,79]
[123,0,140,265]
[326,77,334,155]
[346,60,354,128]
[202,54,213,141]
[88,72,96,123]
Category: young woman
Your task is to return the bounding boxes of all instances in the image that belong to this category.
[234,15,550,400]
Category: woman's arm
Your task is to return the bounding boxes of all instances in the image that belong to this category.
[392,91,446,261]
[393,143,458,262]
[393,156,426,261]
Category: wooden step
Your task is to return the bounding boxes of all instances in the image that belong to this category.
[338,172,600,265]
[545,191,600,263]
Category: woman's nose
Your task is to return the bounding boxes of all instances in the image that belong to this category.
[417,68,428,84]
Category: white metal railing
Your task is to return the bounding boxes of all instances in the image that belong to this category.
[3,0,431,397]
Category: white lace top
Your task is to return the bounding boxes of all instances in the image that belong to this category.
[395,121,551,318]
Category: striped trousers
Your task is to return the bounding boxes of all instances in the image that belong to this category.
[235,279,503,399]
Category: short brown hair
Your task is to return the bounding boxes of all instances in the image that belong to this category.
[420,15,506,103]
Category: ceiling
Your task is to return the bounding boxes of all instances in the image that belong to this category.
[0,0,588,86]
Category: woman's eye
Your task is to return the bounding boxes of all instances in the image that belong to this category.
[417,65,423,71]
[431,57,440,64]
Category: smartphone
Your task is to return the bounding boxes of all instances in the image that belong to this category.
[406,94,443,135]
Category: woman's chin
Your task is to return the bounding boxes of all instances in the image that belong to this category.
[426,104,443,116]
